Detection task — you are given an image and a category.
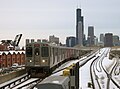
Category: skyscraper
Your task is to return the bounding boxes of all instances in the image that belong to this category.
[66,36,76,47]
[83,34,87,46]
[78,21,83,46]
[87,26,94,46]
[113,35,119,46]
[76,8,84,46]
[49,35,59,44]
[94,36,98,46]
[100,34,104,43]
[104,33,113,47]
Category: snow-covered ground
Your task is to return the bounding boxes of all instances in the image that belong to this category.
[80,57,96,89]
[52,59,79,76]
[80,48,120,89]
[79,49,103,89]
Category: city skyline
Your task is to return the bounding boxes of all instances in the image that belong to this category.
[0,0,120,46]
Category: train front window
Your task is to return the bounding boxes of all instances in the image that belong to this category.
[26,47,32,57]
[35,48,40,56]
[41,47,49,57]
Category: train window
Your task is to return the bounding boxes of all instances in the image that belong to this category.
[53,48,55,64]
[56,48,59,62]
[41,47,49,57]
[35,48,40,56]
[26,47,32,57]
[55,48,58,56]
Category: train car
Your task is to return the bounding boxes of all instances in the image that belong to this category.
[25,42,80,78]
[35,76,70,89]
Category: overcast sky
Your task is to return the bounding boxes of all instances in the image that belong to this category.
[0,0,120,46]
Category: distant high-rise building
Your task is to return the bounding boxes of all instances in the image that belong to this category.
[78,21,83,46]
[94,36,98,46]
[87,26,94,46]
[76,8,84,45]
[66,36,76,47]
[100,34,104,43]
[104,33,113,47]
[113,35,119,46]
[49,35,59,44]
[83,34,87,46]
[99,34,104,46]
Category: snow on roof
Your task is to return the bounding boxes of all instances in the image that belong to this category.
[0,50,25,55]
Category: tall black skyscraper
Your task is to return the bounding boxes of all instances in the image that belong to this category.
[76,8,84,45]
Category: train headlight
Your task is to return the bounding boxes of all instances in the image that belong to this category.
[30,60,32,62]
[42,60,45,63]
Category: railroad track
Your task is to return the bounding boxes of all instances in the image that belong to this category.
[90,48,120,89]
[0,74,30,89]
[100,49,120,89]
[0,75,42,89]
[12,78,42,89]
[90,49,106,89]
[90,55,100,89]
[90,48,109,89]
[79,50,99,67]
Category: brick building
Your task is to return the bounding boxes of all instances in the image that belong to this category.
[0,51,25,68]
[0,44,8,51]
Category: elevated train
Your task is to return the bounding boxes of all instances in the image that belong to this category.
[26,42,81,78]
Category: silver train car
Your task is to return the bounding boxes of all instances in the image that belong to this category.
[25,42,80,78]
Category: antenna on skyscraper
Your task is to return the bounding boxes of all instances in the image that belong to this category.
[77,0,81,8]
